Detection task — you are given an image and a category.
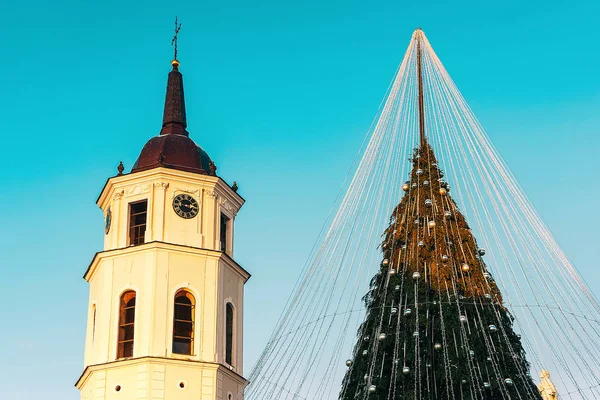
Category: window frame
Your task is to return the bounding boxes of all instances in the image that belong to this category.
[225,302,235,366]
[117,290,136,359]
[172,289,196,356]
[128,200,148,246]
[91,303,97,343]
[220,212,231,253]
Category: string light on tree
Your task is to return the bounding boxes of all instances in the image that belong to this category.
[243,27,600,400]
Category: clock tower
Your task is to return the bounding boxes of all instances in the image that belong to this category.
[75,52,249,400]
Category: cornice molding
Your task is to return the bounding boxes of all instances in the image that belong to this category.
[84,241,251,283]
[75,356,247,389]
[97,167,244,210]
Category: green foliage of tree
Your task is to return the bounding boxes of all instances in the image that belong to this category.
[339,144,541,399]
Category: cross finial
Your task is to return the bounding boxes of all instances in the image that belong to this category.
[171,17,182,66]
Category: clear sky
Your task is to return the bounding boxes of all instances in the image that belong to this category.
[0,0,599,398]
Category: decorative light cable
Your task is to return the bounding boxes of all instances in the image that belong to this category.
[239,29,600,400]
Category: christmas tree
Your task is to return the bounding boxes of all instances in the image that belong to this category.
[339,142,542,399]
[244,29,600,400]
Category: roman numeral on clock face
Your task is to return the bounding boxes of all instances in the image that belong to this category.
[172,193,199,219]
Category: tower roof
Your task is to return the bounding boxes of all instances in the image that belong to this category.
[131,59,216,176]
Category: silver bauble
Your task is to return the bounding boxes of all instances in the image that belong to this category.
[346,359,353,367]
[484,382,491,389]
[418,241,424,247]
[394,285,400,291]
[416,169,424,176]
[382,258,390,267]
[441,255,449,263]
[411,183,417,188]
[469,350,475,357]
[402,366,410,375]
[428,220,436,228]
[368,385,376,393]
[489,325,498,333]
[478,248,486,256]
[378,333,387,341]
[389,269,396,276]
[423,180,430,186]
[391,307,398,315]
[425,199,432,207]
[504,378,514,386]
[404,308,412,316]
[362,350,368,356]
[434,343,442,350]
[412,271,421,280]
[444,211,452,218]
[460,315,468,323]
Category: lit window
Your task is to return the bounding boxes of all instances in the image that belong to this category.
[220,213,230,253]
[117,291,136,358]
[173,290,195,355]
[225,303,234,365]
[129,200,147,245]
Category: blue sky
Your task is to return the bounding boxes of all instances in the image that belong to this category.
[0,0,599,398]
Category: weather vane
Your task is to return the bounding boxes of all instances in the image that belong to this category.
[171,17,182,61]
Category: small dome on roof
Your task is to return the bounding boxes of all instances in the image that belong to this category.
[131,134,213,175]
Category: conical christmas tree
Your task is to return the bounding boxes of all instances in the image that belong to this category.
[339,142,542,399]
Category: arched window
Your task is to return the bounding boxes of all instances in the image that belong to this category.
[173,290,195,355]
[117,291,136,359]
[225,303,234,366]
[92,304,97,342]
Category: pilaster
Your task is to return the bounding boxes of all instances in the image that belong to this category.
[152,182,169,241]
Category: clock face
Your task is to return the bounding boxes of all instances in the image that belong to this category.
[105,207,112,234]
[173,194,199,219]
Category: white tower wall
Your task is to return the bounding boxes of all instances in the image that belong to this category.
[76,168,248,400]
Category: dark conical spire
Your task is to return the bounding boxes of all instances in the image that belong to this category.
[160,60,188,136]
[131,19,216,175]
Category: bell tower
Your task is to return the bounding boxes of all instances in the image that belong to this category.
[76,34,249,400]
